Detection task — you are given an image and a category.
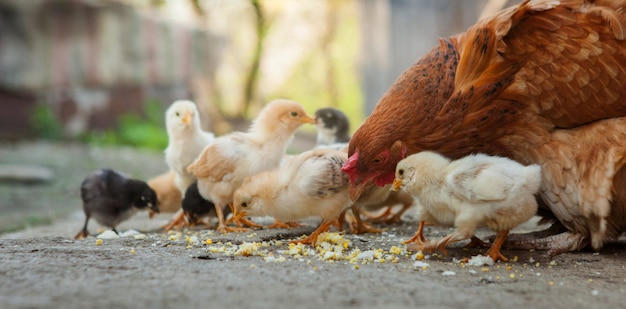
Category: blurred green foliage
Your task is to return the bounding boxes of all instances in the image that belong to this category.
[82,100,167,150]
[30,103,64,140]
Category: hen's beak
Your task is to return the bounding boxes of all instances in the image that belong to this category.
[301,115,316,124]
[390,178,402,192]
[181,109,192,125]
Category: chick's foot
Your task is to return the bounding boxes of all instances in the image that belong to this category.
[267,219,303,229]
[290,221,333,246]
[162,210,186,232]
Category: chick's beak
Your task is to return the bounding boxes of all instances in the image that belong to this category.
[150,203,160,213]
[181,109,192,125]
[301,115,316,124]
[390,178,402,192]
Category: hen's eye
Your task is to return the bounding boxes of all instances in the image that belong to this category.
[373,158,381,164]
[290,111,298,117]
[241,202,248,208]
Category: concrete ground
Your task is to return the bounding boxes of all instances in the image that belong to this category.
[1,141,626,309]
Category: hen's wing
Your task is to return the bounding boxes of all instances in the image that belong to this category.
[422,0,626,158]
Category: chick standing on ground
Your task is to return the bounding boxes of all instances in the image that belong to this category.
[187,99,316,233]
[391,151,541,262]
[163,100,215,230]
[75,169,159,239]
[165,100,215,193]
[234,148,352,245]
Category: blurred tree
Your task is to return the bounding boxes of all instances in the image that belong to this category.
[242,0,268,118]
[321,0,339,108]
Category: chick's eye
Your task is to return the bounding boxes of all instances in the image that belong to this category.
[398,169,404,176]
[241,202,248,208]
[290,111,298,117]
[175,112,180,117]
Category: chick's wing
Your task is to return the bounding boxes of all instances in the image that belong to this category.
[446,161,512,202]
[296,153,348,199]
[188,133,251,182]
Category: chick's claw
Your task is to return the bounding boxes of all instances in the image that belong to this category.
[162,210,186,232]
[267,219,303,229]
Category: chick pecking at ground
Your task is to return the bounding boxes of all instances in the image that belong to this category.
[233,148,352,245]
[75,169,159,239]
[187,99,316,233]
[312,108,414,232]
[391,151,541,262]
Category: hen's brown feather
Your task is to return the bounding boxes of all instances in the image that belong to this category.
[347,0,626,253]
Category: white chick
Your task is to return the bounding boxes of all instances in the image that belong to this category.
[187,99,315,233]
[165,100,215,194]
[164,100,215,230]
[233,148,352,245]
[392,151,541,262]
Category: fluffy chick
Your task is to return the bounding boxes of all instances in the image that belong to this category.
[75,169,159,239]
[182,182,231,227]
[392,151,541,262]
[187,99,315,233]
[234,148,352,245]
[313,107,350,150]
[165,100,215,194]
[147,170,182,216]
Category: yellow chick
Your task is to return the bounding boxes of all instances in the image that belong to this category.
[233,148,352,245]
[392,151,541,262]
[187,99,315,233]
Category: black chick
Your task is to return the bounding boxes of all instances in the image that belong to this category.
[314,107,350,148]
[182,182,231,227]
[75,169,159,239]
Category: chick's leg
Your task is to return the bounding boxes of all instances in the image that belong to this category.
[403,221,427,245]
[216,204,248,233]
[162,209,186,232]
[484,230,510,262]
[227,203,262,228]
[414,231,470,256]
[74,216,90,239]
[290,220,333,246]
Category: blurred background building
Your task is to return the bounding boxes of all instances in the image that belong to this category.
[0,0,517,145]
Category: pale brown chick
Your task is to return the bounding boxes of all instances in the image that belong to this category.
[187,99,315,233]
[233,148,352,245]
[392,151,541,262]
[146,170,182,224]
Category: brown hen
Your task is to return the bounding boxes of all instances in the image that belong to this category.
[342,0,626,255]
